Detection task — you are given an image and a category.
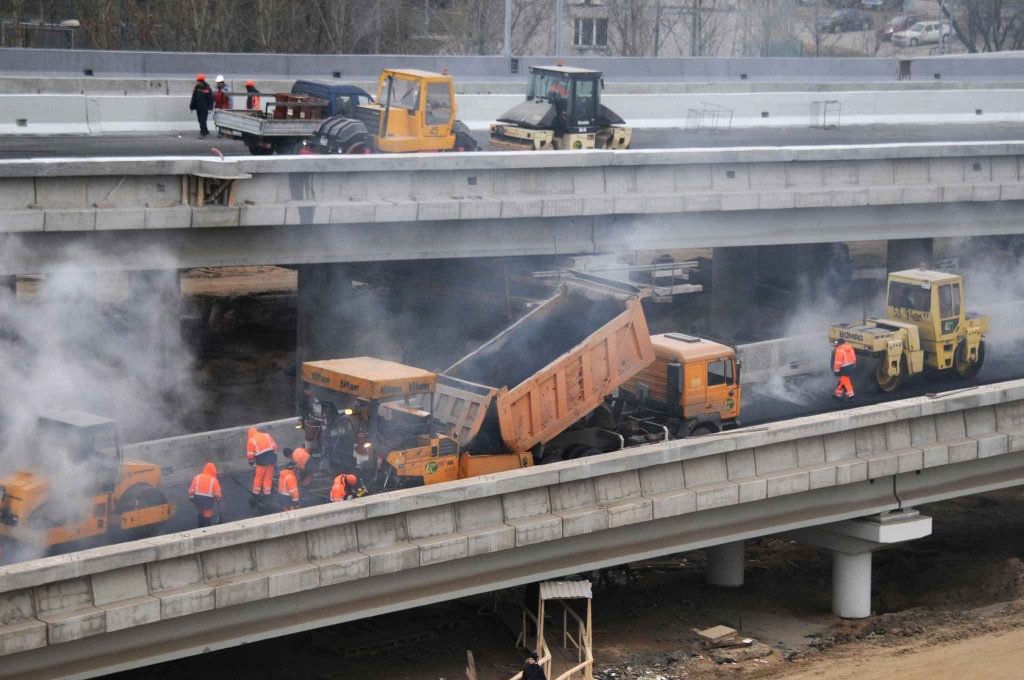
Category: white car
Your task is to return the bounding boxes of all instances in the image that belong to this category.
[893,21,951,47]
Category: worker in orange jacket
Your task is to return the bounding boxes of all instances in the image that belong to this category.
[246,427,278,497]
[245,80,261,111]
[277,466,300,511]
[188,462,223,528]
[330,473,365,502]
[284,447,313,488]
[832,339,857,402]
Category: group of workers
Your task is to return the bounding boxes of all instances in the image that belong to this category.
[189,73,262,138]
[186,425,365,528]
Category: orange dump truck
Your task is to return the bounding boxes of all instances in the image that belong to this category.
[432,272,741,463]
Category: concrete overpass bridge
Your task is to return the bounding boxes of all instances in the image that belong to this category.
[2,379,1024,678]
[2,141,1024,276]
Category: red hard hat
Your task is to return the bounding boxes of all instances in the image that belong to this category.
[344,474,358,486]
[196,73,206,81]
[245,79,255,87]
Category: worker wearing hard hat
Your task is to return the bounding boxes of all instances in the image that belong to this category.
[330,474,365,502]
[188,462,223,528]
[284,447,314,488]
[277,464,300,512]
[246,427,279,499]
[189,74,214,137]
[213,75,231,110]
[245,80,261,111]
[832,338,857,402]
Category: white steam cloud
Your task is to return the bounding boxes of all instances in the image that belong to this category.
[0,240,197,558]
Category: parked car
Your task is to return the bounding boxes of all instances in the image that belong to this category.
[893,20,952,46]
[817,8,874,33]
[878,13,930,41]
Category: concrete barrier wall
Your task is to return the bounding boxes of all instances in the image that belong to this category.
[123,418,298,486]
[1,378,1023,678]
[5,87,1024,136]
[5,48,1024,82]
[737,300,1024,385]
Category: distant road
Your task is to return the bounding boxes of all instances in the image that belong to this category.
[1,122,1023,158]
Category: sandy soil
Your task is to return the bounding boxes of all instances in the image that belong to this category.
[781,624,1024,680]
[112,488,1024,680]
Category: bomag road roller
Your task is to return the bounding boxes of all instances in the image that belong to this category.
[828,269,988,393]
[0,412,173,556]
[490,65,631,151]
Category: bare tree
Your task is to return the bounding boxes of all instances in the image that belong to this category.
[691,0,731,56]
[737,0,796,56]
[603,0,658,56]
[948,0,1024,53]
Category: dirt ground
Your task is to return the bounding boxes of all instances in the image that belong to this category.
[116,487,1024,680]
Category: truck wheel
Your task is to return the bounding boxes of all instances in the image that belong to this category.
[113,484,169,541]
[954,340,985,379]
[247,144,274,156]
[872,355,906,393]
[452,120,478,152]
[689,423,718,437]
[315,117,371,154]
[271,140,301,155]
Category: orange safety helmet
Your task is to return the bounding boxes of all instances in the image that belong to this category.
[196,73,206,81]
[245,79,255,87]
[247,427,258,439]
[292,448,310,470]
[203,462,217,476]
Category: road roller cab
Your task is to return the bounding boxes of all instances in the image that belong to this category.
[0,412,173,552]
[828,269,987,393]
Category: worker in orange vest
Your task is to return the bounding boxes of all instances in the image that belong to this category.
[284,447,313,485]
[330,473,365,502]
[277,466,300,511]
[245,80,261,111]
[188,462,223,528]
[832,339,857,402]
[246,427,278,498]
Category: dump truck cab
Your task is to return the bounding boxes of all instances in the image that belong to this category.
[491,65,631,151]
[0,412,171,552]
[623,333,741,437]
[829,269,987,392]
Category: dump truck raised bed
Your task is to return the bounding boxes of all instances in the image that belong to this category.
[429,272,740,463]
[433,273,656,460]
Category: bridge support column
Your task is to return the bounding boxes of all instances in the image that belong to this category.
[706,540,745,587]
[711,246,758,338]
[832,550,872,619]
[128,268,182,368]
[887,238,933,272]
[296,264,356,404]
[711,243,846,339]
[783,509,932,619]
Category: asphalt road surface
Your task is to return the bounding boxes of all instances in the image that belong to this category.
[4,344,1016,566]
[1,122,1024,159]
